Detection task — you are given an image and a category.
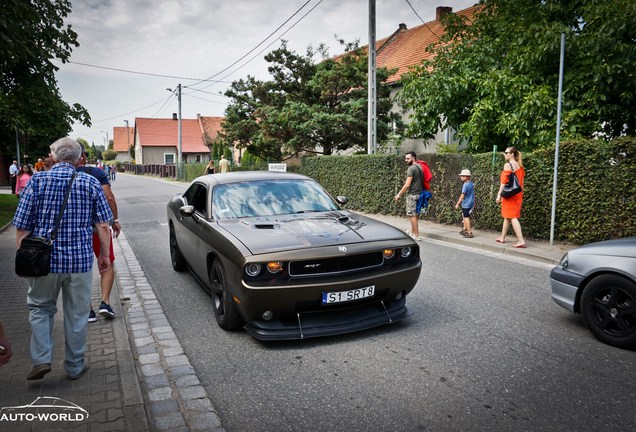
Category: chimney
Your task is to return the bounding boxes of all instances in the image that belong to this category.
[172,113,177,120]
[436,6,452,21]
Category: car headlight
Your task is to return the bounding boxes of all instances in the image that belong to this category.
[267,261,284,274]
[559,253,569,268]
[383,249,396,259]
[245,263,262,277]
[400,246,412,258]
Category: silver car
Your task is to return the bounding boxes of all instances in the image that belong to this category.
[550,237,636,348]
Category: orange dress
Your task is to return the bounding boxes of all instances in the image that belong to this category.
[500,166,524,219]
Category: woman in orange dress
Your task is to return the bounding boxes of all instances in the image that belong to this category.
[495,146,526,248]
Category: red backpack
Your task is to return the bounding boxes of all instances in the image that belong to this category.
[415,160,433,190]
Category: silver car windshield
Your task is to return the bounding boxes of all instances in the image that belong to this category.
[212,180,340,219]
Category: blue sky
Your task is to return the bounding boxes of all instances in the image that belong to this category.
[55,0,476,146]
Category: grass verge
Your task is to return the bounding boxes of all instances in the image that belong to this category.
[0,194,18,229]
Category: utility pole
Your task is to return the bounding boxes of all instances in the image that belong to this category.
[15,126,21,165]
[367,0,377,154]
[177,83,182,171]
[124,120,131,159]
[101,130,109,149]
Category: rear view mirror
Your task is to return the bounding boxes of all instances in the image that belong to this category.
[336,196,348,205]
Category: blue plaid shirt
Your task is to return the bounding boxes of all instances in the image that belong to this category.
[13,162,113,273]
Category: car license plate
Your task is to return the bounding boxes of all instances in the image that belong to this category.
[322,285,375,304]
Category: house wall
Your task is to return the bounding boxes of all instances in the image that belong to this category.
[389,86,461,156]
[141,147,209,165]
[116,151,130,162]
[142,147,177,165]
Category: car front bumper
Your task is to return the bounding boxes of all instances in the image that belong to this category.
[244,295,411,340]
[550,266,584,313]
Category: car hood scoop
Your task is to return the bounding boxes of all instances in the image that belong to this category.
[218,212,400,254]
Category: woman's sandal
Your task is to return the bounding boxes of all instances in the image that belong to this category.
[463,233,474,238]
[495,238,506,243]
[512,243,527,248]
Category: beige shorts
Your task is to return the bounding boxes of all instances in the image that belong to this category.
[405,193,418,216]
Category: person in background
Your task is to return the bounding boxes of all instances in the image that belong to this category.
[204,159,215,175]
[496,146,526,248]
[218,155,230,173]
[455,169,475,238]
[13,137,113,381]
[34,158,45,172]
[77,149,121,322]
[394,151,423,241]
[15,164,34,198]
[9,160,19,194]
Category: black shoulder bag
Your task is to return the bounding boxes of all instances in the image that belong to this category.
[15,172,77,278]
[501,164,522,198]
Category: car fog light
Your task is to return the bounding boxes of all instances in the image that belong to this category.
[267,261,284,273]
[383,249,395,259]
[262,310,274,321]
[400,246,412,258]
[245,263,262,277]
[395,291,403,301]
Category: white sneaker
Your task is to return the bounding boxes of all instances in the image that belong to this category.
[406,230,421,241]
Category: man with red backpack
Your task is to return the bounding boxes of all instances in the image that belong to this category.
[394,151,432,241]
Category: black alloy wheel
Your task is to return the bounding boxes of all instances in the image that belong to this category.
[580,274,636,349]
[209,259,243,330]
[169,225,186,271]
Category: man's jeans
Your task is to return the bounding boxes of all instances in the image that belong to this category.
[27,271,92,376]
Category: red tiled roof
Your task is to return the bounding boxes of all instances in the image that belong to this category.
[112,126,134,152]
[358,5,480,84]
[198,116,224,141]
[135,117,210,153]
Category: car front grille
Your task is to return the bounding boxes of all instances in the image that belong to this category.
[289,252,384,277]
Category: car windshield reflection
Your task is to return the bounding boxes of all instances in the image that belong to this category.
[212,180,339,220]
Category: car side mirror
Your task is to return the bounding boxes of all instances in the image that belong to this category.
[179,205,195,218]
[336,196,348,205]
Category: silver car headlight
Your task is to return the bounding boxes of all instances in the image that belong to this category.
[400,246,413,258]
[559,253,569,268]
[245,263,262,277]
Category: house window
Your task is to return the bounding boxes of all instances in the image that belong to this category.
[196,154,201,162]
[164,153,176,164]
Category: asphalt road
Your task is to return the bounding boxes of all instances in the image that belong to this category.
[114,173,636,432]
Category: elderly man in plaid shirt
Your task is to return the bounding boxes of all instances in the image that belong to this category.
[13,137,113,381]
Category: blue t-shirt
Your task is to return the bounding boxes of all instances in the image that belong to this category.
[77,166,110,186]
[461,181,475,209]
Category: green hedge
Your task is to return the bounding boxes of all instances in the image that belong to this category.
[299,137,636,244]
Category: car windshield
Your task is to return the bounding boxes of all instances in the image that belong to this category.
[212,180,340,219]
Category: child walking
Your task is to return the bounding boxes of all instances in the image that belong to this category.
[455,169,475,238]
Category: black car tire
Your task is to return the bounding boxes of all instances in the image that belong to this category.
[169,225,186,271]
[210,259,243,330]
[580,274,636,349]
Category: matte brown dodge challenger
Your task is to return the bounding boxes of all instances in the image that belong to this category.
[167,172,421,340]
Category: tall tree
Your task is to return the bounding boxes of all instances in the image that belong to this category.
[0,0,90,159]
[221,41,399,160]
[398,0,636,152]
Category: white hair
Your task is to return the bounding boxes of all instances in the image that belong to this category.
[50,137,82,164]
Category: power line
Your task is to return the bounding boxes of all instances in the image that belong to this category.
[211,0,325,87]
[187,0,315,88]
[62,60,234,83]
[92,96,174,122]
[403,0,439,38]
